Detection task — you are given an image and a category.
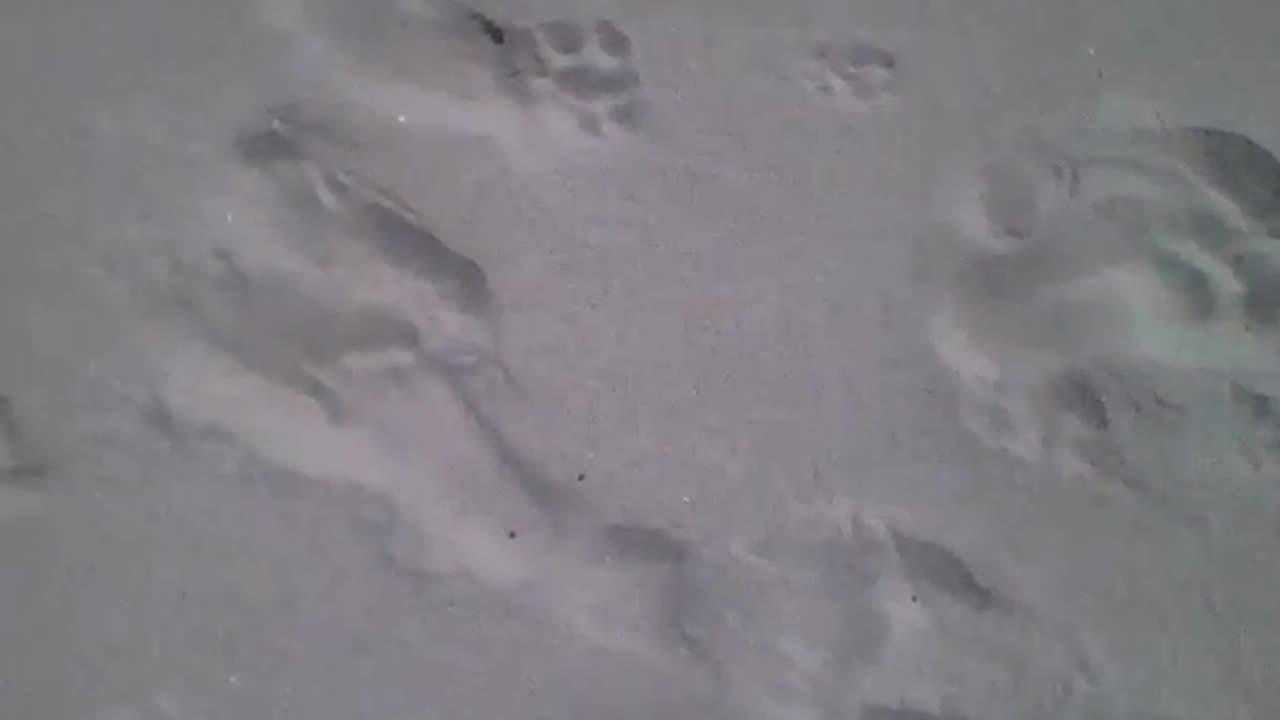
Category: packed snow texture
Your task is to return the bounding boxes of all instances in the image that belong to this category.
[4,0,1280,719]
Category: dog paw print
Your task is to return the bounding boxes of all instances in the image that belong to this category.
[499,18,643,137]
[805,39,898,113]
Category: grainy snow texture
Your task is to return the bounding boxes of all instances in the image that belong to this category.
[3,0,1280,719]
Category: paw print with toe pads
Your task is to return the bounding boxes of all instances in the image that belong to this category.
[805,38,899,114]
[933,118,1280,491]
[500,17,644,137]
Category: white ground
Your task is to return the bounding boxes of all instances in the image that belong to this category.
[3,0,1279,719]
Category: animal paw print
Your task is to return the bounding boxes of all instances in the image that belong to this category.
[805,39,898,113]
[672,512,898,720]
[499,18,643,137]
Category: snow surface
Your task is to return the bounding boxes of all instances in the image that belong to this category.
[3,0,1279,719]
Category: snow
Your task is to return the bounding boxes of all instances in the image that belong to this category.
[3,0,1279,719]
